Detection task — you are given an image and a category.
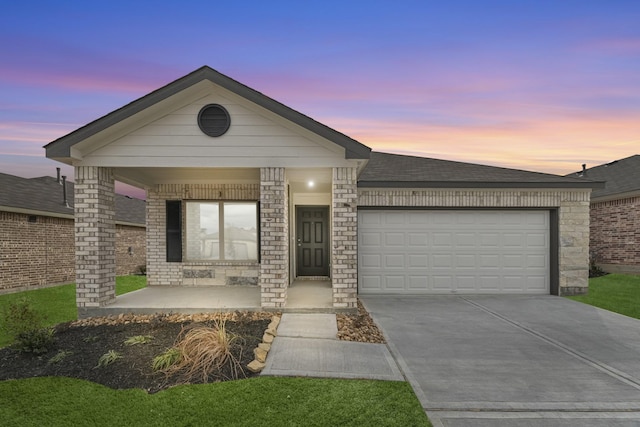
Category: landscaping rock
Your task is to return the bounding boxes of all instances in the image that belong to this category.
[254,347,268,363]
[258,342,271,352]
[262,333,274,344]
[247,360,265,373]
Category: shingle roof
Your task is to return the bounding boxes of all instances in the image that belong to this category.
[45,66,371,161]
[564,155,640,200]
[0,172,145,225]
[359,152,602,189]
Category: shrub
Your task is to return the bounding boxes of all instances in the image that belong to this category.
[157,318,245,382]
[124,335,154,346]
[1,298,55,354]
[96,350,122,368]
[48,350,73,365]
[152,347,182,371]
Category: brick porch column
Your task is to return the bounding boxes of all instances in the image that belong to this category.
[331,167,358,310]
[259,167,289,308]
[74,166,116,311]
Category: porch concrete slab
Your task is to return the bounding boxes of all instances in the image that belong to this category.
[277,313,338,339]
[262,337,403,381]
[104,286,260,314]
[361,295,640,426]
[286,280,332,311]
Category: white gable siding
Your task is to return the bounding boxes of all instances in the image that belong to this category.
[79,88,352,168]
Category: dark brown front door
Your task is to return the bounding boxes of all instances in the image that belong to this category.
[296,206,329,276]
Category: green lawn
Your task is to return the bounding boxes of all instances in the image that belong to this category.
[0,276,146,348]
[568,274,640,319]
[0,368,430,427]
[0,276,431,426]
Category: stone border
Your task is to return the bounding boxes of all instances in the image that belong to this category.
[247,315,281,373]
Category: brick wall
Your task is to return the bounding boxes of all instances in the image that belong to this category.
[115,225,147,276]
[590,196,640,273]
[74,166,116,307]
[332,167,358,309]
[358,188,592,295]
[0,211,145,294]
[146,183,260,288]
[259,168,289,308]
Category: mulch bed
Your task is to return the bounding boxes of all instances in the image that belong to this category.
[0,302,386,393]
[0,312,271,393]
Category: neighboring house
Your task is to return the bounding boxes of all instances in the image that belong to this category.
[0,172,146,293]
[567,155,640,274]
[44,66,598,315]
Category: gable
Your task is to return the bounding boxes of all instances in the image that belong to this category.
[45,66,371,168]
[79,83,354,168]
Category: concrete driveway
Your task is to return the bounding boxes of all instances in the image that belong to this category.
[361,295,640,427]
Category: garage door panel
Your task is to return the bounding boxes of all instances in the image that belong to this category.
[503,233,525,247]
[527,254,547,268]
[433,276,453,290]
[408,254,428,268]
[359,275,381,290]
[385,232,405,246]
[358,210,550,295]
[408,276,428,290]
[360,232,382,247]
[433,233,453,247]
[384,254,405,268]
[408,233,428,247]
[361,254,381,268]
[456,276,476,290]
[432,254,454,267]
[386,276,406,289]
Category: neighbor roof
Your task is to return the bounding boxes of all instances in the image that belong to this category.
[359,152,602,189]
[0,172,145,225]
[565,155,640,200]
[45,66,371,160]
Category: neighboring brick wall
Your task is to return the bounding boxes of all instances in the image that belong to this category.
[259,168,289,308]
[146,183,260,288]
[332,167,358,309]
[0,211,145,294]
[115,224,146,276]
[590,196,640,273]
[358,188,592,295]
[0,212,74,292]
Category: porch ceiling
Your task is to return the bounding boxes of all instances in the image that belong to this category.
[113,167,334,192]
[113,167,260,188]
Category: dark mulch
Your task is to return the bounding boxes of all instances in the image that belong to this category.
[0,316,270,393]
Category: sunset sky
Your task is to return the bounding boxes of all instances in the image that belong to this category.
[1,1,639,197]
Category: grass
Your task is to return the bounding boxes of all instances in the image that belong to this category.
[0,376,431,427]
[0,276,147,348]
[567,274,640,319]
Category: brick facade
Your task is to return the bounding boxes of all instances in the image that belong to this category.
[146,183,260,288]
[259,167,289,309]
[590,196,640,274]
[0,210,145,294]
[358,188,592,295]
[74,166,116,308]
[332,167,358,308]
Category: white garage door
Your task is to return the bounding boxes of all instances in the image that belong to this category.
[358,210,550,294]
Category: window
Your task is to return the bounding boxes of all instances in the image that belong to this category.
[185,202,258,261]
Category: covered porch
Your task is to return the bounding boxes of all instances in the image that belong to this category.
[82,279,336,317]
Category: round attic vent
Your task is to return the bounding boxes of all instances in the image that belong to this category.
[197,104,230,137]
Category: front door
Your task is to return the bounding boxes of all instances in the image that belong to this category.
[296,206,329,276]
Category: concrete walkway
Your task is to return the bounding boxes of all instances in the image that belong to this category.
[261,313,403,381]
[362,295,640,427]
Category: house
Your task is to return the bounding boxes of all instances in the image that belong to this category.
[567,155,640,274]
[44,66,598,316]
[0,171,146,293]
